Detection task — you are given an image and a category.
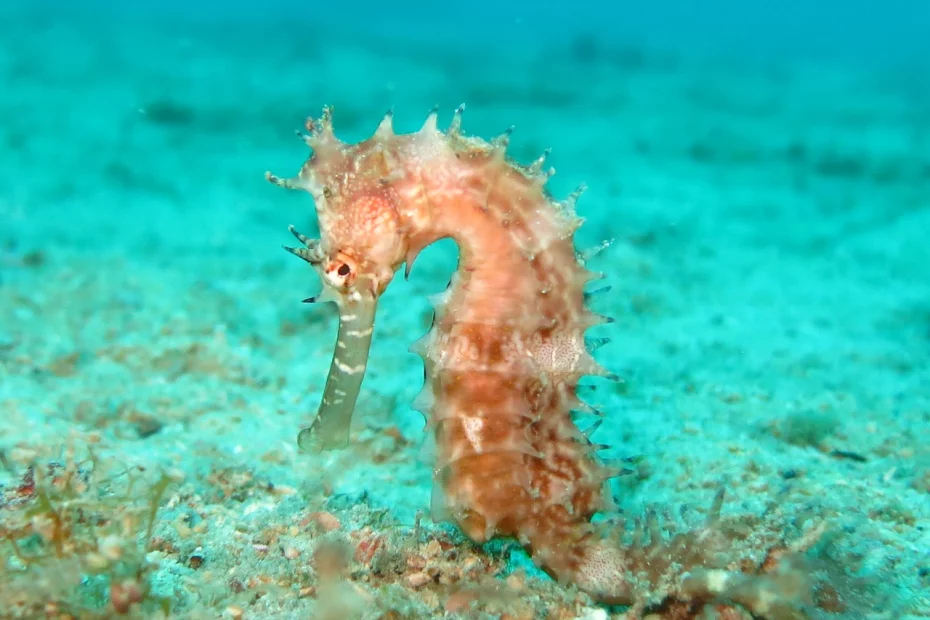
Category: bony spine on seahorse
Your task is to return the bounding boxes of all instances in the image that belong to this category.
[267,105,637,602]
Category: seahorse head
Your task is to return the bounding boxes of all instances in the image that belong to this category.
[288,108,409,301]
[267,106,409,451]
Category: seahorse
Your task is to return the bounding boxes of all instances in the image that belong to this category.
[267,105,658,604]
[267,107,823,618]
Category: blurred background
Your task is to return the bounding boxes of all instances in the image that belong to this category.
[1,0,928,617]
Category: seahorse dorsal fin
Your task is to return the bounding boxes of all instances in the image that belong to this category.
[429,473,452,523]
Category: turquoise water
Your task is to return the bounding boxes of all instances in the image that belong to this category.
[1,1,928,618]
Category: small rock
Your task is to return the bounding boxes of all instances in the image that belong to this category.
[406,571,431,588]
[305,511,341,532]
[422,539,442,558]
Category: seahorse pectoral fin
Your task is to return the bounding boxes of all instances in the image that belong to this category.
[297,295,378,452]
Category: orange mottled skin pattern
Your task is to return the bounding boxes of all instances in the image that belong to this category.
[272,106,632,602]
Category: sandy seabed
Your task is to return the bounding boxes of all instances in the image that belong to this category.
[1,3,928,619]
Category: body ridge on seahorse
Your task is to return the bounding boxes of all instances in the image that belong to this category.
[267,105,634,603]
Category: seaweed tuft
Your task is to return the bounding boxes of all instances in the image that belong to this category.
[0,442,178,618]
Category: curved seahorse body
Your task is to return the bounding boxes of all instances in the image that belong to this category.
[268,106,633,602]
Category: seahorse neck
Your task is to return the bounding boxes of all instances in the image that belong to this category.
[409,199,537,326]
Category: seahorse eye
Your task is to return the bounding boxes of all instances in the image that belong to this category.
[337,263,351,276]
